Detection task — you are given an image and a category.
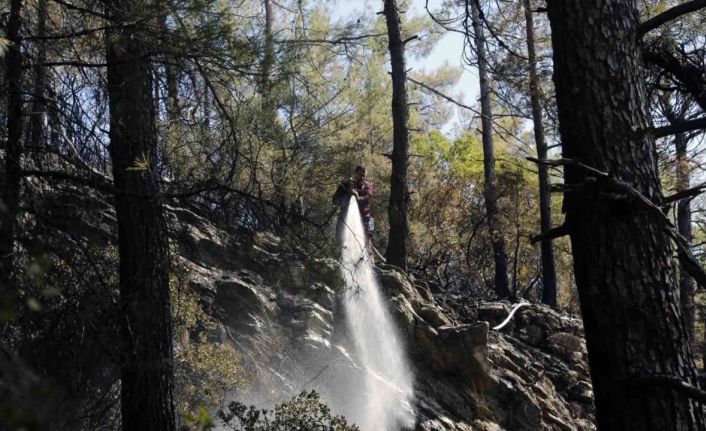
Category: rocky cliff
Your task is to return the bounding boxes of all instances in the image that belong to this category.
[27,187,595,430]
[168,202,596,431]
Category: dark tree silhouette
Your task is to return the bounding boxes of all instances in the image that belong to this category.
[523,0,557,307]
[0,0,25,293]
[104,0,177,428]
[468,0,509,298]
[384,0,410,270]
[546,0,706,429]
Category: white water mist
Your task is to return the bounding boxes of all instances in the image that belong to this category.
[338,196,415,431]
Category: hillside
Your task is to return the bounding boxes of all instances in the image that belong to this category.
[10,185,595,430]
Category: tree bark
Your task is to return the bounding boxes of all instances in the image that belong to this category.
[261,0,286,225]
[0,0,25,292]
[383,0,410,270]
[546,0,706,429]
[523,0,557,307]
[165,64,179,122]
[104,0,177,428]
[468,0,509,298]
[261,0,274,108]
[675,132,695,342]
[159,2,179,123]
[662,94,697,343]
[30,0,48,152]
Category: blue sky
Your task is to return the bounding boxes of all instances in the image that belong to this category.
[329,0,480,131]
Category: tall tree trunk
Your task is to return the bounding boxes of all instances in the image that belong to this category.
[0,0,25,292]
[159,2,179,123]
[675,132,695,341]
[104,0,176,429]
[261,0,287,225]
[663,95,696,343]
[546,0,705,429]
[468,0,509,298]
[30,0,48,152]
[165,64,179,122]
[261,0,274,109]
[383,0,410,270]
[263,0,283,221]
[523,0,557,307]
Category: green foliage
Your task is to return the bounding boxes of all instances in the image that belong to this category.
[407,128,576,304]
[0,208,122,429]
[176,336,248,417]
[182,406,217,431]
[170,260,249,421]
[218,391,359,431]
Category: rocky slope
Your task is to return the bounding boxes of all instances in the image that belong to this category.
[29,187,595,430]
[168,203,596,430]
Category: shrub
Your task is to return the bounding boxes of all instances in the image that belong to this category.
[218,391,359,431]
[171,260,248,421]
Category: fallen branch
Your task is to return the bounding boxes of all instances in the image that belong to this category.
[372,245,387,263]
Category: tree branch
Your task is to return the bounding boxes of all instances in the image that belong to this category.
[643,39,706,111]
[22,169,115,193]
[530,224,569,245]
[50,0,110,19]
[528,157,706,290]
[663,183,706,204]
[471,0,528,60]
[403,35,419,45]
[164,181,336,229]
[632,374,706,404]
[276,33,387,46]
[42,61,108,68]
[51,124,113,181]
[638,0,706,37]
[23,22,138,41]
[408,76,478,113]
[654,116,706,138]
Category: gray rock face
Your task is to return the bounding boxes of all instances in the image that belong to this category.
[33,187,596,430]
[166,205,596,431]
[376,266,594,431]
[32,182,597,430]
[44,192,595,431]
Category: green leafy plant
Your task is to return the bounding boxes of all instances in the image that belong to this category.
[170,261,248,421]
[218,391,359,431]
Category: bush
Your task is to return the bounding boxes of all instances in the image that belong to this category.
[218,391,359,431]
[171,260,248,421]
